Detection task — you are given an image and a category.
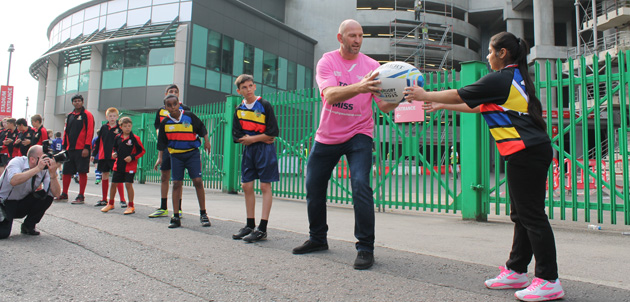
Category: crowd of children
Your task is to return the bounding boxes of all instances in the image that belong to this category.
[0,115,50,175]
[48,80,278,245]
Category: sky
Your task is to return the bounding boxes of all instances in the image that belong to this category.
[0,0,90,121]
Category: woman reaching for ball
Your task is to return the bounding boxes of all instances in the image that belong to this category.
[404,32,564,302]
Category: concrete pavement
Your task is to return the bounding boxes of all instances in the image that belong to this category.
[1,178,629,301]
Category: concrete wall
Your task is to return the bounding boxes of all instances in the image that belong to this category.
[468,0,505,12]
[285,0,356,66]
[239,0,286,22]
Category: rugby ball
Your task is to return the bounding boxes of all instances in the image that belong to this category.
[374,62,424,104]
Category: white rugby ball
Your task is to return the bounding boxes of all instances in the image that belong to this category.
[374,62,424,104]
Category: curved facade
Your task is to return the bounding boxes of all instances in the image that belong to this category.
[32,0,577,131]
[32,0,316,132]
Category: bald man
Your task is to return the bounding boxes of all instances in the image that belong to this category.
[0,145,60,239]
[292,19,400,270]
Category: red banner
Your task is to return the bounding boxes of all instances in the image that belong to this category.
[0,85,13,119]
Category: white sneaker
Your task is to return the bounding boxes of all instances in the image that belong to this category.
[515,278,565,301]
[485,266,530,289]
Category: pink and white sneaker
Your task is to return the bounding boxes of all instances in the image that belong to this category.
[515,278,565,301]
[484,266,530,289]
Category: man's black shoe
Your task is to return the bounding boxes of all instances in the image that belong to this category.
[94,200,108,207]
[232,226,253,239]
[21,224,40,236]
[292,240,328,254]
[353,251,374,270]
[168,217,181,228]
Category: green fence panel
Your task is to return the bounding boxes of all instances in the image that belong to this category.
[124,55,630,225]
[487,53,630,225]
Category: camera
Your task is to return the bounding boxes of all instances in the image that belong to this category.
[42,139,68,166]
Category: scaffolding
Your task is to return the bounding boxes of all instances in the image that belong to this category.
[389,0,453,72]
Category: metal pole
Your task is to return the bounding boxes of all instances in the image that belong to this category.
[25,97,29,119]
[575,0,581,56]
[592,0,598,51]
[7,44,14,86]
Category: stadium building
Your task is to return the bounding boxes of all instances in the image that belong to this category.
[31,0,582,130]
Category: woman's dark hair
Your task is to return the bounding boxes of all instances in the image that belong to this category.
[490,32,546,131]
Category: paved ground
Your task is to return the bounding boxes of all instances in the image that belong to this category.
[1,179,629,301]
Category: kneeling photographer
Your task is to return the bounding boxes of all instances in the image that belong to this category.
[0,145,61,239]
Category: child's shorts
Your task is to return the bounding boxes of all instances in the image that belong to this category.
[97,159,115,173]
[112,170,135,183]
[241,143,279,183]
[170,149,202,181]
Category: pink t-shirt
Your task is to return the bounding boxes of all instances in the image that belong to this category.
[315,50,381,144]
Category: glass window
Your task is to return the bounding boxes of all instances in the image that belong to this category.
[207,31,221,71]
[221,36,234,74]
[127,7,151,27]
[305,67,313,88]
[147,65,174,86]
[66,75,79,94]
[80,60,91,74]
[71,24,83,39]
[56,79,66,96]
[68,63,80,76]
[79,73,90,92]
[83,18,99,34]
[254,48,263,81]
[206,70,220,91]
[149,47,174,65]
[99,16,107,30]
[102,70,123,89]
[62,17,72,29]
[106,12,127,30]
[220,74,232,93]
[232,40,244,76]
[105,42,125,70]
[100,3,108,16]
[152,3,179,23]
[58,65,67,79]
[179,1,192,22]
[243,44,255,76]
[262,52,278,86]
[123,67,148,87]
[297,64,305,90]
[72,10,85,25]
[287,61,297,91]
[277,57,287,90]
[128,0,151,9]
[107,0,128,14]
[61,28,71,41]
[191,24,208,67]
[124,40,149,67]
[190,66,206,88]
[263,85,276,96]
[84,5,100,20]
[153,0,177,4]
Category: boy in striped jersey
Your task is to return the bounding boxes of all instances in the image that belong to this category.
[231,74,279,243]
[157,95,211,229]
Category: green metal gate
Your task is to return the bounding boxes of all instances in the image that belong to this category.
[483,53,630,225]
[128,57,630,225]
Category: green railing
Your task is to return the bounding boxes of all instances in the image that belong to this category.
[484,53,630,225]
[127,57,629,225]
